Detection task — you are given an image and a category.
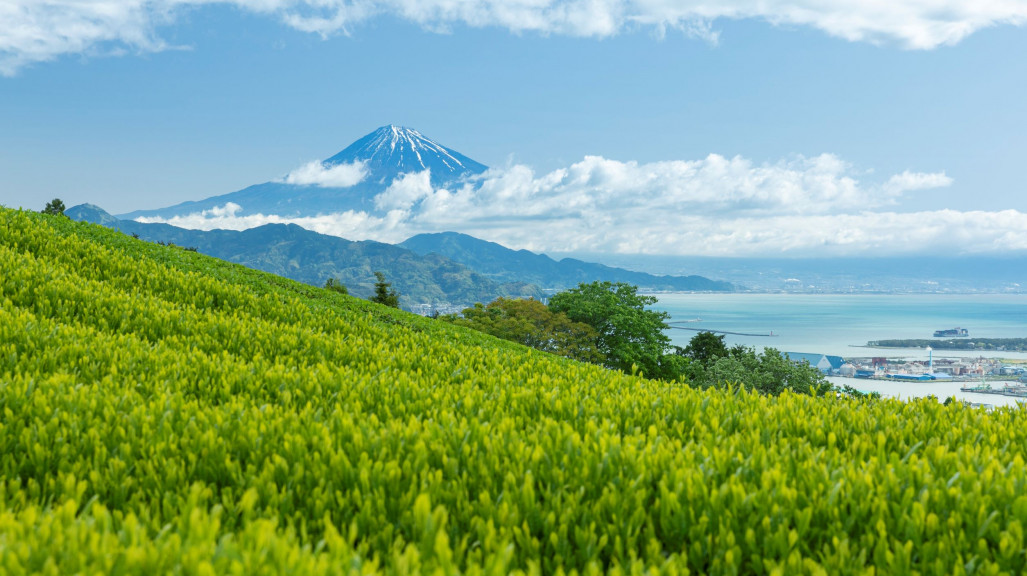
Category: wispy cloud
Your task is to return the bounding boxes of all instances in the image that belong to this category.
[135,201,404,237]
[281,159,367,188]
[132,152,1027,258]
[882,170,954,196]
[4,1,1026,74]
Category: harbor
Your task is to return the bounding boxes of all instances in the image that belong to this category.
[957,383,1027,398]
[826,353,1027,406]
[654,293,1027,406]
[654,293,1027,363]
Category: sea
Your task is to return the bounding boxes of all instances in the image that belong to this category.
[650,293,1027,407]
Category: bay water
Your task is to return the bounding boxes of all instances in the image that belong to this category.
[650,293,1027,406]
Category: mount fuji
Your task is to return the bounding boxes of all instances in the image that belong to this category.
[119,125,487,220]
[96,125,735,299]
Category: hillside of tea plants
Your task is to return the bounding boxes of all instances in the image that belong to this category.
[2,207,1026,575]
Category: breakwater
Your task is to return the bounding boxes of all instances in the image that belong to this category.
[669,326,778,338]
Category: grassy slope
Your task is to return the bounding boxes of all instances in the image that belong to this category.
[2,208,1027,575]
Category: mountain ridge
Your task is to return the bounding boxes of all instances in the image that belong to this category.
[399,231,734,292]
[69,204,540,309]
[119,125,487,220]
[70,204,733,311]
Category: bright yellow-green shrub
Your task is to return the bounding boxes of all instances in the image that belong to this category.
[1,207,1026,575]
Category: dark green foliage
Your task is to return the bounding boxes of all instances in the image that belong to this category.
[443,297,602,363]
[548,281,673,379]
[324,277,348,295]
[870,338,1027,351]
[42,198,66,216]
[680,331,729,366]
[371,271,400,308]
[682,335,833,396]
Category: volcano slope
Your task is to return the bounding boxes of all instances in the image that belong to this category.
[2,207,1026,575]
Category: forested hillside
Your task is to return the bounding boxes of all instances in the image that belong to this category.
[2,207,1026,574]
[400,232,735,292]
[67,204,541,308]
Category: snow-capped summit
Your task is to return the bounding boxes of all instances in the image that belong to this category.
[325,125,487,187]
[119,125,489,220]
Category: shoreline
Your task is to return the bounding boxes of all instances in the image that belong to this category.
[826,376,1027,407]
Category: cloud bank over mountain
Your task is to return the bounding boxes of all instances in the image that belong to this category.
[281,160,367,188]
[4,1,1026,74]
[132,150,1027,258]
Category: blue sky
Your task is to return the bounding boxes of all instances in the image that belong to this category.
[2,2,1026,257]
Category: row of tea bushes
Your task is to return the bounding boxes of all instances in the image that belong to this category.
[2,208,1025,574]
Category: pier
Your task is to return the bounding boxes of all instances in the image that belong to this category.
[959,384,1027,398]
[668,326,778,338]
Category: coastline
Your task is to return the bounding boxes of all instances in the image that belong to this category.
[826,376,1027,407]
[652,293,1027,361]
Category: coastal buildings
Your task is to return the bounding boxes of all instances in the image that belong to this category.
[785,352,846,375]
[843,356,1021,381]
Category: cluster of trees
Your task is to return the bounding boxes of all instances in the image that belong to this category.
[445,281,832,396]
[444,298,601,363]
[679,331,832,396]
[869,338,1027,351]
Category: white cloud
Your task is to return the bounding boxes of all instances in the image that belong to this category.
[135,201,411,241]
[395,154,948,227]
[281,159,367,188]
[882,170,954,196]
[4,1,1026,74]
[131,153,1027,258]
[373,170,433,211]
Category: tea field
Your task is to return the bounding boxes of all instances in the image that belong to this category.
[2,207,1026,575]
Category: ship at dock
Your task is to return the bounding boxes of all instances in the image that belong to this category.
[959,382,1027,398]
[934,327,969,338]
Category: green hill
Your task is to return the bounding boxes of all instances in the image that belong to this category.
[66,204,541,310]
[400,231,735,292]
[2,207,1027,574]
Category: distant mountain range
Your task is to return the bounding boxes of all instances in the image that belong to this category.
[119,125,487,220]
[88,124,733,307]
[559,252,1027,294]
[400,232,734,292]
[69,204,732,309]
[68,204,540,309]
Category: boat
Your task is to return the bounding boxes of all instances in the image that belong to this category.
[934,327,969,337]
[960,383,1027,398]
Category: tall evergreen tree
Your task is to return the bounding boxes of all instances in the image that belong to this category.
[370,271,400,308]
[42,198,66,216]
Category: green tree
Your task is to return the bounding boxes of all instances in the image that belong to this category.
[42,198,66,216]
[681,331,729,367]
[693,345,832,396]
[324,277,348,295]
[370,271,400,308]
[548,281,672,378]
[444,297,601,363]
